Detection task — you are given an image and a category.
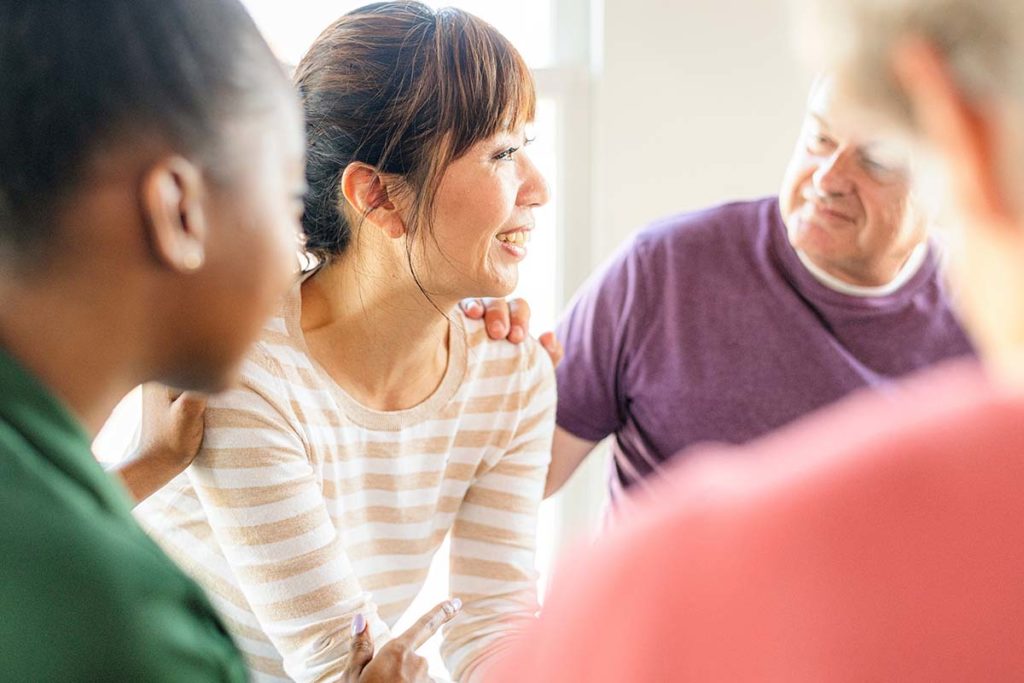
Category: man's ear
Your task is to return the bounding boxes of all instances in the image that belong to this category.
[140,156,208,273]
[892,38,1011,228]
[340,162,406,239]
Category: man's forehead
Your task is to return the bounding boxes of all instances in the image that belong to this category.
[806,77,913,152]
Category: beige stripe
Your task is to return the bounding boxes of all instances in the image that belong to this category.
[205,406,292,430]
[354,437,454,460]
[509,407,550,441]
[435,393,529,420]
[462,485,535,514]
[485,461,545,479]
[197,478,312,508]
[452,519,530,546]
[321,470,446,496]
[476,357,523,379]
[243,652,288,679]
[334,500,462,526]
[258,329,294,348]
[451,556,533,582]
[217,611,273,644]
[223,605,348,657]
[453,429,513,449]
[345,530,447,560]
[295,365,325,390]
[218,506,329,547]
[260,580,360,622]
[464,324,490,349]
[233,540,346,585]
[174,560,254,613]
[188,447,303,469]
[360,568,431,592]
[375,600,408,622]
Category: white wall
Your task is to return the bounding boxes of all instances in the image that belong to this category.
[551,0,813,548]
[587,0,811,264]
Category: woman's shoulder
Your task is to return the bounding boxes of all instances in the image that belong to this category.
[457,314,555,395]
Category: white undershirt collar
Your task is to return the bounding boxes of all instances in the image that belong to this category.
[795,242,929,298]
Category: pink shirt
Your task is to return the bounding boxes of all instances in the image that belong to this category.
[492,360,1024,682]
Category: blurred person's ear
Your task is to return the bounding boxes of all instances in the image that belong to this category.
[141,156,210,273]
[892,38,1012,230]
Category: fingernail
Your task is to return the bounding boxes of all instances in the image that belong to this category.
[351,613,367,636]
[489,321,506,337]
[510,325,524,341]
[451,598,462,611]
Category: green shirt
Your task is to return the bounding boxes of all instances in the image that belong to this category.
[0,348,246,681]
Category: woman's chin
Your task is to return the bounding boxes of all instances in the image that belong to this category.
[473,271,519,300]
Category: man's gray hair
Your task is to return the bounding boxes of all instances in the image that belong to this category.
[795,0,1024,128]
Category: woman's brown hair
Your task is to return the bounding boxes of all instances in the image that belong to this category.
[295,1,536,264]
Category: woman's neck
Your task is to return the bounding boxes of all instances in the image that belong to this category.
[300,254,458,412]
[0,273,142,437]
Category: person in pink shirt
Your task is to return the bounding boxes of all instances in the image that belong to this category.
[488,1,1024,681]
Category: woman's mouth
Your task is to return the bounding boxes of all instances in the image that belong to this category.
[496,229,531,260]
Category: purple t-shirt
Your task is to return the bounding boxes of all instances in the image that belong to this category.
[556,197,975,498]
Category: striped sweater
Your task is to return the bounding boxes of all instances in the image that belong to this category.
[136,285,555,682]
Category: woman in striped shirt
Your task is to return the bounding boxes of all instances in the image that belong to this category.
[136,3,553,681]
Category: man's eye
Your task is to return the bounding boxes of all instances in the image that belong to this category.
[808,134,834,151]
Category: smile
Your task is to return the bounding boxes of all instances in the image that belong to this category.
[496,229,531,245]
[495,228,531,261]
[805,202,855,224]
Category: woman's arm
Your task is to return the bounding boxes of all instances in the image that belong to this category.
[442,341,557,682]
[109,385,206,504]
[180,360,395,682]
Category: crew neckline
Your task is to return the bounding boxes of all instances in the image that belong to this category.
[766,199,939,312]
[795,242,929,298]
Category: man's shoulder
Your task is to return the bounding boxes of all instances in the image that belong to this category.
[633,195,779,251]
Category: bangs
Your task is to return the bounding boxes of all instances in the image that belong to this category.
[433,7,537,158]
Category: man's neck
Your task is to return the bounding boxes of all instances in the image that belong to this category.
[797,241,930,297]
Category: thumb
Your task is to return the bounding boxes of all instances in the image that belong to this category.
[539,331,564,368]
[345,614,374,678]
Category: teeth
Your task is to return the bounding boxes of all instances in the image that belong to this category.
[497,231,530,245]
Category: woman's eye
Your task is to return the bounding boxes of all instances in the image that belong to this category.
[494,146,520,161]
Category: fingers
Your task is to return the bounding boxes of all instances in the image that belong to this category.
[506,298,532,342]
[483,299,511,340]
[459,298,486,319]
[396,598,462,651]
[172,391,208,419]
[539,331,565,368]
[345,614,374,679]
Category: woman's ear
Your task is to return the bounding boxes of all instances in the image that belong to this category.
[340,162,407,239]
[892,38,1011,229]
[140,155,209,273]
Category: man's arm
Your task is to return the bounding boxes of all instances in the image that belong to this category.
[546,426,599,498]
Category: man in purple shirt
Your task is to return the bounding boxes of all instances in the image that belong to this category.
[546,75,974,501]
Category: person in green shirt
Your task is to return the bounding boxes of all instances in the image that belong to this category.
[0,0,303,679]
[0,1,469,680]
